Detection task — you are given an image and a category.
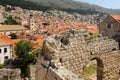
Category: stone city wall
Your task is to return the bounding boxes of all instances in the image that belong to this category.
[36,30,120,80]
[36,53,82,80]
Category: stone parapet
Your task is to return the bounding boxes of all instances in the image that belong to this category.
[0,69,21,80]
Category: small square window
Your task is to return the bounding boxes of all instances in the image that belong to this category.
[107,23,113,29]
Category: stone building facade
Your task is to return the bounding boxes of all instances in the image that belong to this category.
[98,14,120,38]
[36,30,120,80]
[0,69,21,80]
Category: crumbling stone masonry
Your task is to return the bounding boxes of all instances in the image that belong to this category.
[36,30,120,80]
[0,69,21,80]
[36,52,82,80]
[29,65,36,80]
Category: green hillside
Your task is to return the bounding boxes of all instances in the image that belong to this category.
[0,0,120,14]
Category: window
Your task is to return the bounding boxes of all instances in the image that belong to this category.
[107,23,113,29]
[4,48,7,53]
[4,56,8,59]
[101,33,104,36]
[42,22,50,26]
[0,49,1,53]
[60,58,63,63]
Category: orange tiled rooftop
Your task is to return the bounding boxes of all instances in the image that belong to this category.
[0,39,11,46]
[110,14,120,21]
[32,16,98,34]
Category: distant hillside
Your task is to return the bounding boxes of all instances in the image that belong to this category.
[0,0,120,14]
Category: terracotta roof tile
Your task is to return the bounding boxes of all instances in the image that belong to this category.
[33,16,98,34]
[111,14,120,21]
[0,34,20,48]
[0,39,11,46]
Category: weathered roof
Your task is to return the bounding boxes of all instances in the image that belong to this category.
[0,25,28,31]
[110,15,120,23]
[0,39,11,46]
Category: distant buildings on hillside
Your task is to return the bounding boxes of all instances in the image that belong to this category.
[0,4,106,64]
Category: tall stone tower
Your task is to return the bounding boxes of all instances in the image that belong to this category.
[29,15,37,31]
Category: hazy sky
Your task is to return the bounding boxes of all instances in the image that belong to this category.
[76,0,120,9]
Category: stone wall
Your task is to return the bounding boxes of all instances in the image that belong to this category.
[29,65,36,80]
[36,53,82,80]
[36,30,120,80]
[0,69,21,80]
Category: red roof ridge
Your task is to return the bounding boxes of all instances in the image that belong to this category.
[110,14,120,21]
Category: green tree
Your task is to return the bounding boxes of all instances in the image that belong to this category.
[9,33,17,39]
[14,40,36,78]
[3,17,18,25]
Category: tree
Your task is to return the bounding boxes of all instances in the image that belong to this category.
[14,40,36,78]
[9,33,17,39]
[3,17,18,25]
